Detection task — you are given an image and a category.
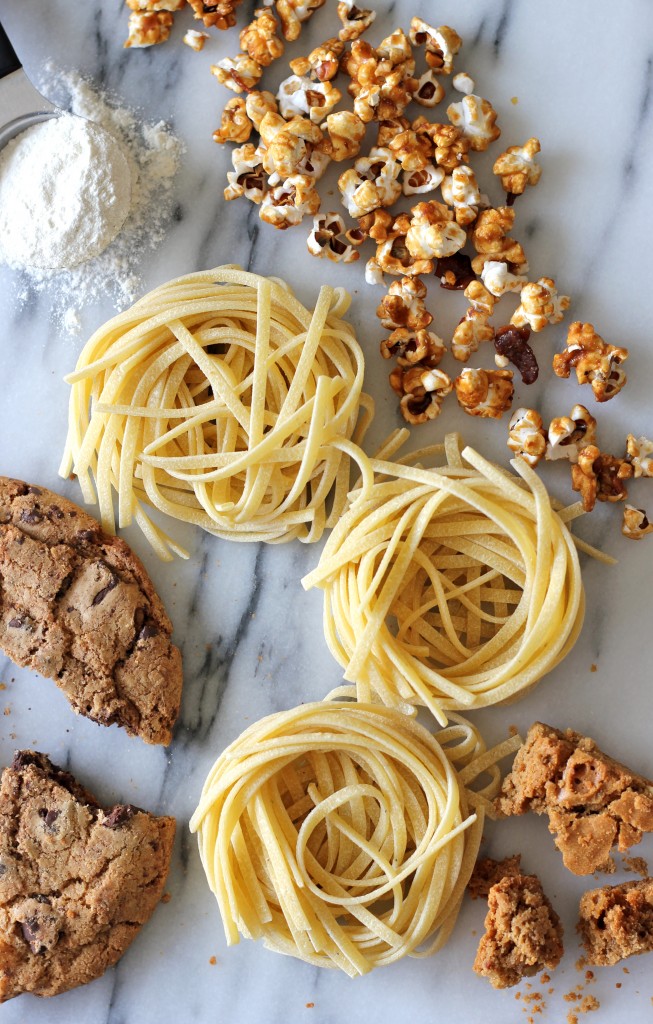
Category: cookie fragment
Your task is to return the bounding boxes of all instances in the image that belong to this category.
[496,722,653,875]
[0,751,175,1001]
[579,878,653,966]
[473,874,563,988]
[0,477,183,745]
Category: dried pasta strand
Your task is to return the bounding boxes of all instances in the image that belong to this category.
[303,435,589,721]
[60,266,372,558]
[190,702,511,976]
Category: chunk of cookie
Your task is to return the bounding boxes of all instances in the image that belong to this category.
[578,877,653,966]
[0,477,182,745]
[473,874,564,988]
[0,751,175,1001]
[495,722,653,875]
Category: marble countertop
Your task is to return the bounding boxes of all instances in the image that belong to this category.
[1,1,653,1021]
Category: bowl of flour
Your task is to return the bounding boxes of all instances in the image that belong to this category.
[0,113,132,270]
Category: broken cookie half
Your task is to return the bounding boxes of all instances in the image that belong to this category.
[0,750,175,1001]
[496,722,653,875]
[0,477,183,745]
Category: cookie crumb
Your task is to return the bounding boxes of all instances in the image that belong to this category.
[0,682,6,690]
[590,663,597,672]
[616,982,622,988]
[567,1015,578,1024]
[306,1003,315,1009]
[3,706,10,716]
[580,995,600,1013]
[161,892,172,903]
[623,855,648,877]
[209,956,217,965]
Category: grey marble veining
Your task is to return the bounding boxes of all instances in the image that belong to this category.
[1,1,653,1021]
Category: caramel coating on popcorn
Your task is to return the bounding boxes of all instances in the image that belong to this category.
[553,322,628,402]
[571,445,633,512]
[344,33,417,123]
[471,207,527,275]
[546,405,597,462]
[245,90,278,130]
[622,506,653,540]
[338,147,402,218]
[381,328,445,367]
[409,19,462,74]
[391,364,453,424]
[464,280,496,316]
[511,277,570,332]
[307,213,360,262]
[260,113,328,181]
[276,0,325,42]
[277,76,342,124]
[451,309,494,362]
[626,435,653,478]
[211,53,263,93]
[124,11,174,47]
[405,200,467,261]
[447,94,500,151]
[213,97,253,145]
[420,121,470,172]
[374,213,433,277]
[387,128,434,172]
[454,368,514,419]
[493,137,542,202]
[376,276,432,331]
[324,111,366,162]
[337,1,376,42]
[290,37,344,81]
[259,173,320,228]
[507,408,547,467]
[188,0,241,29]
[440,165,483,226]
[240,8,284,66]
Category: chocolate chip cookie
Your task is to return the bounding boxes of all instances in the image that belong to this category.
[0,477,182,745]
[0,750,175,1001]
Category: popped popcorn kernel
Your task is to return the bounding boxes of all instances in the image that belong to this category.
[511,277,570,332]
[622,506,653,540]
[553,322,628,402]
[454,367,514,418]
[546,405,597,462]
[507,408,547,467]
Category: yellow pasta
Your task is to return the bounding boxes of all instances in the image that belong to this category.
[303,434,587,725]
[60,266,372,558]
[190,700,518,976]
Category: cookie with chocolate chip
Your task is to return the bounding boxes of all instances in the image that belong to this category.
[0,477,182,745]
[0,750,175,1001]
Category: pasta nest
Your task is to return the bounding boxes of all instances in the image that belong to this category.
[61,266,370,557]
[190,700,512,976]
[303,434,586,723]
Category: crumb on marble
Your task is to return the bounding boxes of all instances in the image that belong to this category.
[209,956,217,965]
[590,663,597,672]
[306,1003,315,1009]
[161,892,172,903]
[511,96,519,104]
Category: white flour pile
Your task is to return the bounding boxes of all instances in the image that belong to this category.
[6,66,184,331]
[0,115,132,270]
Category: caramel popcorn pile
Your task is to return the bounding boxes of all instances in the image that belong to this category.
[133,2,647,540]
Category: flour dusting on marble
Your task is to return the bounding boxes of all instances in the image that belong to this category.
[7,66,184,334]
